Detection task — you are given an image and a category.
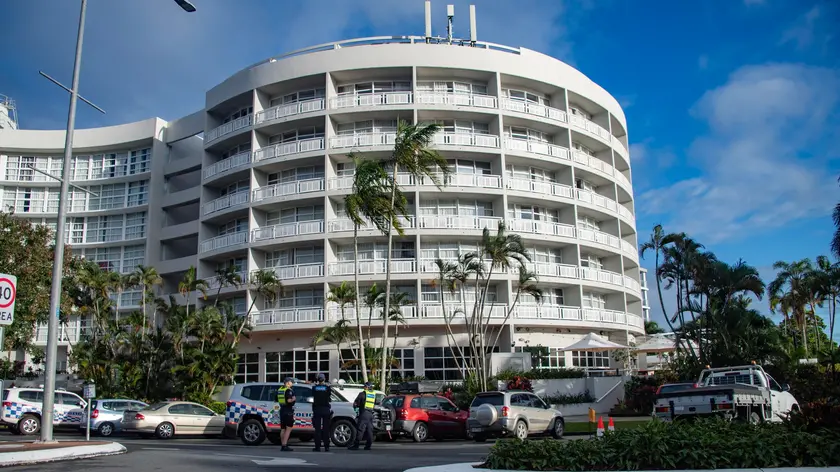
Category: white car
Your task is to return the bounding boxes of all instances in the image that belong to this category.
[1,387,87,435]
[332,381,387,406]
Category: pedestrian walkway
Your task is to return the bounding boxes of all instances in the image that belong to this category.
[0,440,125,467]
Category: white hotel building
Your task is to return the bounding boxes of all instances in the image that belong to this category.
[0,32,649,382]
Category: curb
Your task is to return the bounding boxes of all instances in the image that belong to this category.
[404,465,840,472]
[0,442,126,468]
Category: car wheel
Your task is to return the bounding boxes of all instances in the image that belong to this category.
[98,422,115,437]
[18,415,40,436]
[412,422,429,443]
[551,418,565,439]
[240,419,266,446]
[9,424,21,435]
[514,420,528,440]
[155,422,175,440]
[330,419,356,448]
[473,433,487,443]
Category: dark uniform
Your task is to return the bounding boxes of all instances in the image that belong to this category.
[277,385,296,429]
[311,379,332,452]
[349,385,376,450]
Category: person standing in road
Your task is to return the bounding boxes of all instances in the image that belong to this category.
[348,382,376,451]
[277,377,296,452]
[311,373,332,452]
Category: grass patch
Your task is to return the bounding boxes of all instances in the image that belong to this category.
[564,419,649,435]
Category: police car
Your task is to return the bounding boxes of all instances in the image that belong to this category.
[224,381,392,447]
[1,387,87,435]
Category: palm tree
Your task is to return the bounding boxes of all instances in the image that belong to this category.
[312,319,356,374]
[212,264,243,306]
[128,265,162,339]
[768,259,814,355]
[379,119,451,390]
[345,155,407,383]
[433,258,465,372]
[385,292,410,380]
[178,266,208,322]
[327,281,356,322]
[364,284,385,340]
[813,256,839,349]
[831,177,840,260]
[639,225,682,337]
[240,269,283,345]
[488,266,542,355]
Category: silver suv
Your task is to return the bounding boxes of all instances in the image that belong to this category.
[467,390,564,442]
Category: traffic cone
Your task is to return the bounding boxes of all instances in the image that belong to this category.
[608,417,615,432]
[596,416,605,437]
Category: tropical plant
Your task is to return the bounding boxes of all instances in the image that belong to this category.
[127,265,162,339]
[768,259,814,355]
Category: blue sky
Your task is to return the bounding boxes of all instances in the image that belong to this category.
[2,0,839,327]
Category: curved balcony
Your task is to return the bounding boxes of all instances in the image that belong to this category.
[203,191,249,216]
[417,215,502,231]
[612,138,629,161]
[433,132,499,149]
[577,226,620,250]
[328,215,414,233]
[506,177,574,200]
[501,99,567,124]
[251,307,324,326]
[255,99,325,125]
[330,132,396,149]
[263,263,325,280]
[419,173,502,190]
[508,219,576,238]
[206,115,252,145]
[328,259,416,276]
[330,92,413,109]
[621,240,637,259]
[254,138,325,162]
[200,232,248,253]
[515,305,643,328]
[569,115,611,144]
[416,92,497,109]
[252,178,325,203]
[504,138,570,161]
[251,220,324,242]
[203,152,251,180]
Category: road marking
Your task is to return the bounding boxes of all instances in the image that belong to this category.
[252,457,315,466]
[142,447,181,451]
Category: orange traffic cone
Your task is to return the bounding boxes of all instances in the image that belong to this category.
[608,417,615,432]
[596,416,605,437]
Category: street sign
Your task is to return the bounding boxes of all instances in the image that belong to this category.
[0,274,17,326]
[83,383,96,399]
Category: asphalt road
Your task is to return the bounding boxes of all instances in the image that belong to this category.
[0,432,493,471]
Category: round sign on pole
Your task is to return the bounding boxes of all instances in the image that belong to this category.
[0,274,17,326]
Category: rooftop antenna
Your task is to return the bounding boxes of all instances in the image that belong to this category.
[424,0,432,42]
[446,4,454,44]
[469,5,477,44]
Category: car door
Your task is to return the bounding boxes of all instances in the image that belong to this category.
[419,396,445,436]
[436,397,462,436]
[526,394,552,432]
[292,386,313,430]
[58,393,85,426]
[187,404,221,434]
[508,394,532,431]
[166,403,193,433]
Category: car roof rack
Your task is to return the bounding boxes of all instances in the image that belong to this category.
[389,381,441,395]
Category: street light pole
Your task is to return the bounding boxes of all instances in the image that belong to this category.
[39,0,87,443]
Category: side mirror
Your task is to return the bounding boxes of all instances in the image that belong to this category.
[783,384,791,392]
[454,407,460,412]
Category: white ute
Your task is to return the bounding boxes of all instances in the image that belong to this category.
[654,364,799,423]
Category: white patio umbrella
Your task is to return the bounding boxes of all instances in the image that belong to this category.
[561,332,628,352]
[634,335,678,354]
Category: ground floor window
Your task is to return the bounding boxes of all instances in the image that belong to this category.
[339,348,416,382]
[515,346,567,369]
[235,353,259,383]
[265,350,330,382]
[423,346,500,381]
[571,350,610,368]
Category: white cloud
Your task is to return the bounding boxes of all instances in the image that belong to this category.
[779,5,823,50]
[638,63,840,244]
[698,54,709,70]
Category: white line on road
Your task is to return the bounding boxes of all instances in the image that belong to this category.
[142,447,181,451]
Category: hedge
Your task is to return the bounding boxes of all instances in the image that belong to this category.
[478,419,840,471]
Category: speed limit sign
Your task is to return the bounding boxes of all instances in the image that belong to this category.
[0,274,17,326]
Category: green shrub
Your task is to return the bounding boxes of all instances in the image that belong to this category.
[785,398,840,432]
[494,368,586,381]
[207,401,227,415]
[542,390,594,405]
[479,419,840,471]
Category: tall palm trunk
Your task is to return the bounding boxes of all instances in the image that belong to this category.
[380,162,399,391]
[353,226,368,382]
[140,282,147,341]
[830,295,837,348]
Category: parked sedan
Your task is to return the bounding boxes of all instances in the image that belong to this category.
[122,401,224,439]
[80,399,148,437]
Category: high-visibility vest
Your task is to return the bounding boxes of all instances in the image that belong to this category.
[277,386,289,405]
[363,391,376,410]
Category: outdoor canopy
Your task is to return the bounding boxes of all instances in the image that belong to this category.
[561,332,628,352]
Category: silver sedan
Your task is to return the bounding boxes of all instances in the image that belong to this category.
[122,401,225,439]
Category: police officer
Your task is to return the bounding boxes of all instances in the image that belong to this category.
[311,373,332,452]
[276,377,296,452]
[348,382,376,451]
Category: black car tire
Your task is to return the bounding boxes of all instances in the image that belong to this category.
[98,421,115,437]
[18,415,40,436]
[330,418,356,447]
[155,422,175,439]
[551,418,564,439]
[411,421,429,443]
[473,433,488,442]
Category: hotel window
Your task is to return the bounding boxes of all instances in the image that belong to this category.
[420,199,494,217]
[122,245,145,271]
[419,242,477,261]
[219,180,249,197]
[505,165,555,183]
[269,88,326,107]
[120,290,143,307]
[266,246,324,267]
[582,292,607,309]
[429,120,489,135]
[421,283,496,303]
[448,159,491,176]
[336,120,397,136]
[124,212,146,240]
[127,180,149,207]
[218,218,247,236]
[336,242,414,262]
[577,215,601,231]
[89,183,126,210]
[272,288,324,309]
[266,205,324,226]
[66,218,85,244]
[68,188,87,212]
[221,143,251,159]
[85,215,123,243]
[515,346,567,369]
[336,81,411,96]
[336,162,355,177]
[216,257,246,274]
[572,141,595,156]
[128,148,151,174]
[531,247,563,264]
[266,350,329,382]
[235,353,260,384]
[580,254,603,269]
[268,126,325,145]
[568,104,592,120]
[575,178,596,192]
[504,127,549,143]
[84,246,122,272]
[45,190,59,212]
[267,165,325,185]
[507,204,559,222]
[223,106,253,124]
[504,88,550,106]
[572,350,609,368]
[71,158,90,180]
[416,81,488,95]
[340,348,415,382]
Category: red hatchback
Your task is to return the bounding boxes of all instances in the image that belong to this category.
[382,393,469,442]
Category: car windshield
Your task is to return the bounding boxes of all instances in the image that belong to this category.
[145,402,168,411]
[382,396,404,408]
[471,393,504,407]
[659,384,692,395]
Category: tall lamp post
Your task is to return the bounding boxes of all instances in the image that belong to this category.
[39,0,197,443]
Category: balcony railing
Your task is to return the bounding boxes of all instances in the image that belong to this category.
[617,204,633,221]
[328,259,416,276]
[416,92,497,108]
[580,267,625,287]
[206,115,253,144]
[624,276,641,293]
[433,132,499,148]
[504,138,570,161]
[252,307,324,325]
[255,98,325,125]
[203,151,251,180]
[265,263,325,280]
[577,227,620,249]
[612,137,629,160]
[614,171,631,190]
[506,177,573,200]
[571,151,613,176]
[501,99,567,123]
[200,231,248,253]
[419,172,502,189]
[417,215,502,231]
[418,303,508,319]
[252,178,325,202]
[330,132,397,149]
[508,219,576,238]
[203,191,249,216]
[253,137,325,161]
[329,173,412,190]
[328,215,415,232]
[328,304,417,321]
[330,92,413,109]
[251,220,324,242]
[515,304,583,320]
[575,189,618,214]
[528,262,579,279]
[621,240,637,258]
[569,115,612,143]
